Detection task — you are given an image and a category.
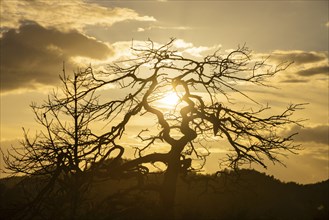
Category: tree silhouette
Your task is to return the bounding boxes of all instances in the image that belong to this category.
[3,67,118,219]
[85,39,304,218]
[3,39,304,219]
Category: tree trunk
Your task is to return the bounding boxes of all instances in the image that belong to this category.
[160,153,180,219]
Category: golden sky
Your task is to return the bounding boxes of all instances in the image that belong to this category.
[0,0,328,183]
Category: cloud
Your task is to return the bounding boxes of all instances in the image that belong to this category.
[0,23,113,92]
[297,65,329,76]
[173,39,193,49]
[136,25,191,32]
[280,79,309,83]
[286,125,329,145]
[270,50,327,65]
[172,39,221,57]
[257,50,329,83]
[0,0,157,92]
[106,39,221,62]
[184,46,215,58]
[0,0,155,33]
[137,27,146,32]
[326,21,329,27]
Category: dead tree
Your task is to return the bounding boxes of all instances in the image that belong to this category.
[3,67,121,219]
[3,39,304,219]
[87,39,304,218]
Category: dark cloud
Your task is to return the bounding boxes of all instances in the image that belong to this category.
[297,65,329,77]
[280,79,309,83]
[287,125,329,145]
[266,50,328,83]
[0,23,113,92]
[271,51,327,65]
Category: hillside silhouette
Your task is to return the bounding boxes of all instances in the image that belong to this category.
[1,169,328,220]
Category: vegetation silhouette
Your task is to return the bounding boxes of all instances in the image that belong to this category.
[1,169,328,219]
[2,39,310,219]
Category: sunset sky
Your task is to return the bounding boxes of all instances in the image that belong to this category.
[0,0,328,184]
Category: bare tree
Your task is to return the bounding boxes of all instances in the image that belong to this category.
[3,67,120,219]
[87,39,304,218]
[3,39,304,219]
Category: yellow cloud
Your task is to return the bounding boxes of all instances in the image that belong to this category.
[0,0,156,32]
[136,25,191,32]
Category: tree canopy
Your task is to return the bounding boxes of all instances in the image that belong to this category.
[3,39,304,219]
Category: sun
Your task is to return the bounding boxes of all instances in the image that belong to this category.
[158,92,180,109]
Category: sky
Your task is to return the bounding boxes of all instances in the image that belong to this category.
[0,0,328,184]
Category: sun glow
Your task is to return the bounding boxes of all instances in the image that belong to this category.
[158,92,180,109]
